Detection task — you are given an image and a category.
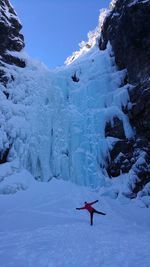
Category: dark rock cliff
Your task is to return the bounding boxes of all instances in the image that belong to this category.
[0,0,25,87]
[100,0,150,197]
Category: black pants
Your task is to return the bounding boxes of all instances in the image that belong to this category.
[90,210,106,225]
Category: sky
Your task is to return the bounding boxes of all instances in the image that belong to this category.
[10,0,111,68]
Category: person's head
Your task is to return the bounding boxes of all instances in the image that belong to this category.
[84,201,87,204]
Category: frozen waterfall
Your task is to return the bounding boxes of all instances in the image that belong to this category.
[9,44,133,187]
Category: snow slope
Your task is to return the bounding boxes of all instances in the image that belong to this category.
[0,176,150,267]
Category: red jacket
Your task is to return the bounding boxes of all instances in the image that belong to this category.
[77,200,98,213]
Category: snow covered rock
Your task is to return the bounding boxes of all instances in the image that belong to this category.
[107,140,134,177]
[0,0,25,86]
[0,0,26,167]
[99,0,150,197]
[105,116,126,139]
[100,0,150,84]
[128,81,150,136]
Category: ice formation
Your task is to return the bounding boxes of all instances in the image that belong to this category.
[2,40,133,188]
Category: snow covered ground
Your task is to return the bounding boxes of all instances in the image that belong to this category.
[0,175,150,267]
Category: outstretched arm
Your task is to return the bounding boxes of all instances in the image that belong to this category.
[76,206,86,210]
[88,200,99,205]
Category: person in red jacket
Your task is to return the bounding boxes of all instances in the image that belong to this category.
[76,200,106,225]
